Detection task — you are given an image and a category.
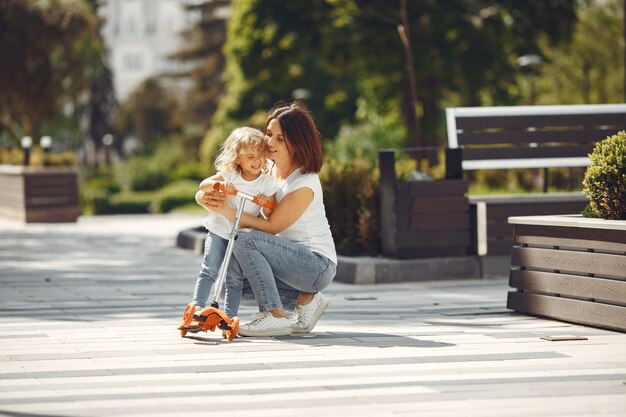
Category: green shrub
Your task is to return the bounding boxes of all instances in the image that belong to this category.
[110,192,154,214]
[0,147,76,166]
[582,131,626,220]
[81,188,154,215]
[150,180,199,213]
[171,161,208,182]
[80,172,120,215]
[320,158,379,256]
[113,141,185,191]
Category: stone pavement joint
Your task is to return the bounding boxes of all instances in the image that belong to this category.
[0,214,625,417]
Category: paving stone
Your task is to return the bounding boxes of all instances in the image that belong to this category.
[0,214,625,416]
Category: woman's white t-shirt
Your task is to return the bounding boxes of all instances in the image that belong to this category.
[275,169,337,265]
[204,170,278,239]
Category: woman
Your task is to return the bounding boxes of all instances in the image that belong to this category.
[199,101,336,336]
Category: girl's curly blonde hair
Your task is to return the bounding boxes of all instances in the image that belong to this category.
[214,127,269,173]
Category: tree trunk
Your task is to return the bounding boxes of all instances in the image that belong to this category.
[397,0,422,149]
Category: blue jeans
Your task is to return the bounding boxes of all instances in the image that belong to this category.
[192,232,244,318]
[232,230,336,312]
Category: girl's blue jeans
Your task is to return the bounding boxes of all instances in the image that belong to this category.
[192,231,244,318]
[232,230,336,312]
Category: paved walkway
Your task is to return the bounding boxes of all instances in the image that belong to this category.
[0,214,625,417]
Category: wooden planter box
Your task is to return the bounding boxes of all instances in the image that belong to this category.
[380,151,470,259]
[0,165,79,223]
[507,215,626,332]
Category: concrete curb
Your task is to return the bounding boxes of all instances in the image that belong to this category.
[176,226,511,284]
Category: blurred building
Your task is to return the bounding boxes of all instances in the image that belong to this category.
[99,0,227,102]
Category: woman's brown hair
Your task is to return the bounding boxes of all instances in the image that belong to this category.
[264,101,323,174]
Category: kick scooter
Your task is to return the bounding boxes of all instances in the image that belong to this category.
[178,182,276,341]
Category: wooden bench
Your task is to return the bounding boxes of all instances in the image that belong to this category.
[445,103,626,255]
[0,165,79,223]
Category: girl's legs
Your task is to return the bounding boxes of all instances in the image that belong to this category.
[223,257,245,318]
[192,232,228,307]
[232,230,335,313]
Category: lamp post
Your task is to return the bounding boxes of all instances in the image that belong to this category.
[40,136,52,166]
[291,88,311,102]
[517,54,543,105]
[21,136,32,166]
[102,134,113,166]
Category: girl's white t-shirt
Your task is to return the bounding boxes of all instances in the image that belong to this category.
[275,169,337,265]
[203,170,278,239]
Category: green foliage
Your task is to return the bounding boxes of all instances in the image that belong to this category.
[320,158,380,255]
[325,115,406,164]
[114,78,180,150]
[150,180,199,214]
[531,0,624,105]
[168,1,228,134]
[113,141,185,191]
[582,131,626,220]
[200,119,240,168]
[0,0,105,143]
[210,0,358,143]
[171,161,207,182]
[0,147,76,166]
[581,203,601,218]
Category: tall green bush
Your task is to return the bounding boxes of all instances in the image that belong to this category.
[320,158,379,256]
[582,130,626,220]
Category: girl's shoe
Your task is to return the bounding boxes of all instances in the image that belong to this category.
[290,292,329,334]
[238,312,292,337]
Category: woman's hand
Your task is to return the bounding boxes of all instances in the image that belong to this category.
[195,189,228,213]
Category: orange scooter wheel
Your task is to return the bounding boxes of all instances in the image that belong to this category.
[181,304,196,328]
[226,317,239,341]
[179,304,196,337]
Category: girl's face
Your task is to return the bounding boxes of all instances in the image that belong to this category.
[265,118,291,164]
[236,145,265,180]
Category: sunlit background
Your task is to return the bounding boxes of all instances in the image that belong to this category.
[0,0,624,251]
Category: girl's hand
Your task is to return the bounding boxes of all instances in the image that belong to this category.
[254,193,271,207]
[222,182,236,195]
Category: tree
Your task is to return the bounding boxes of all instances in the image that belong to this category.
[349,0,579,147]
[531,0,624,105]
[0,0,104,146]
[115,78,180,150]
[215,0,359,139]
[203,0,578,158]
[165,1,230,157]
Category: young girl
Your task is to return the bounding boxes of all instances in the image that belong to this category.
[182,127,277,327]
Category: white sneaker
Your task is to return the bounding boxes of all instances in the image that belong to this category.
[238,312,292,337]
[290,292,329,334]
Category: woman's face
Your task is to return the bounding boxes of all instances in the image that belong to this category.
[265,118,290,163]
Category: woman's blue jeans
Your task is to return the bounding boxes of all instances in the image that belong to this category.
[192,231,244,318]
[232,230,336,312]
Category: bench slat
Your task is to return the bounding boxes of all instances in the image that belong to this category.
[455,112,626,130]
[463,144,594,161]
[457,128,619,146]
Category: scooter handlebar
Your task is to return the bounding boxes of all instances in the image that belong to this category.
[212,182,277,211]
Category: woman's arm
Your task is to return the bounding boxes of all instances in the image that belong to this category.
[212,187,313,235]
[196,174,225,211]
[198,174,225,192]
